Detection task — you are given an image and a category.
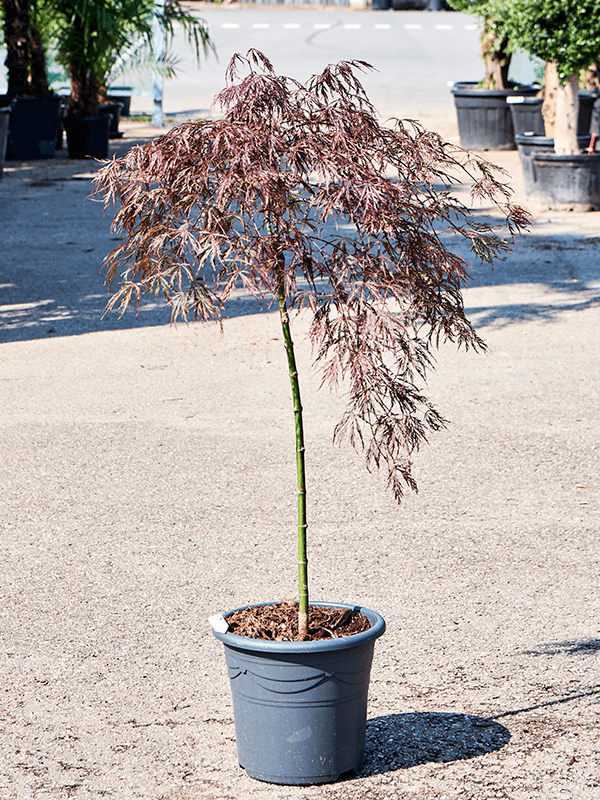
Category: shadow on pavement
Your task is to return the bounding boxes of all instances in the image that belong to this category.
[466,292,600,329]
[358,712,510,775]
[524,638,600,656]
[354,680,600,777]
[2,139,600,344]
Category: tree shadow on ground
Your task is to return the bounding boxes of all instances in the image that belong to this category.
[350,679,600,778]
[2,147,600,344]
[524,638,600,656]
[465,293,600,329]
[357,712,511,776]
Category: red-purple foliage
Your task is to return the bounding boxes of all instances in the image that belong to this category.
[94,50,529,502]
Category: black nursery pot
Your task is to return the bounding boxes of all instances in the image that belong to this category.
[507,97,544,138]
[451,83,538,151]
[532,153,600,211]
[0,107,10,177]
[107,86,132,117]
[515,133,592,196]
[212,602,386,785]
[508,92,595,139]
[64,115,111,159]
[1,94,61,160]
[99,102,124,138]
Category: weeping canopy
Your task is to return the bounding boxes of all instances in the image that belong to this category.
[95,51,528,501]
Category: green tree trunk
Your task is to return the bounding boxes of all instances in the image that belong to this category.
[277,284,309,640]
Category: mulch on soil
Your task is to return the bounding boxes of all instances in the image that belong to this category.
[226,600,371,642]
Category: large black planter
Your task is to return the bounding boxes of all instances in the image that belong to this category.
[532,153,600,211]
[107,86,133,117]
[507,97,544,137]
[515,133,592,196]
[99,102,124,138]
[0,94,61,160]
[64,115,111,159]
[508,92,595,138]
[451,82,538,150]
[0,106,10,178]
[391,0,426,7]
[212,602,385,785]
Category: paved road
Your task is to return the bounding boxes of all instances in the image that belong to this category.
[123,7,483,119]
[1,143,599,797]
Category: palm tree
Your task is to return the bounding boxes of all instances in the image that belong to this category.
[2,0,49,95]
[49,0,212,118]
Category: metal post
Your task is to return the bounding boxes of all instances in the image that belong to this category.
[152,0,165,127]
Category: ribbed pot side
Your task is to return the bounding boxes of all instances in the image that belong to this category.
[531,153,600,211]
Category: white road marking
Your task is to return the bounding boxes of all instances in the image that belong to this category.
[219,20,467,34]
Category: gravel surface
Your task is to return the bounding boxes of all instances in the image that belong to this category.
[1,119,599,800]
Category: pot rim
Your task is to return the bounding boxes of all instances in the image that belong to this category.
[532,153,600,163]
[211,601,386,653]
[451,81,538,98]
[515,134,592,146]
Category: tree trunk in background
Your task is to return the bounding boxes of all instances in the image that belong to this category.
[69,63,100,117]
[481,19,511,90]
[2,0,31,96]
[554,73,580,155]
[542,61,559,138]
[581,62,600,91]
[68,14,100,117]
[29,22,49,94]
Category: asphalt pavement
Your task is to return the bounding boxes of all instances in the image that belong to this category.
[1,55,599,800]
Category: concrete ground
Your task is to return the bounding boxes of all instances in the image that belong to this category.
[0,106,599,800]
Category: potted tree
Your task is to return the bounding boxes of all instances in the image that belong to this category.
[50,0,212,158]
[94,51,528,785]
[446,0,538,150]
[506,0,600,209]
[0,0,61,159]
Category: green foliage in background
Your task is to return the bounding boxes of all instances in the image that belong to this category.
[506,0,600,81]
[49,0,212,90]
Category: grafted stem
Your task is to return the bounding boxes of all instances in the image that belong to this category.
[277,280,309,640]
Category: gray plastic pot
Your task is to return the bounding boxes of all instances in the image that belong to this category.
[212,602,385,785]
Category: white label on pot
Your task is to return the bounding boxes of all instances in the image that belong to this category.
[209,614,229,634]
[507,96,526,104]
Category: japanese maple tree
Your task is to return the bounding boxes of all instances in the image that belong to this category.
[94,51,528,639]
